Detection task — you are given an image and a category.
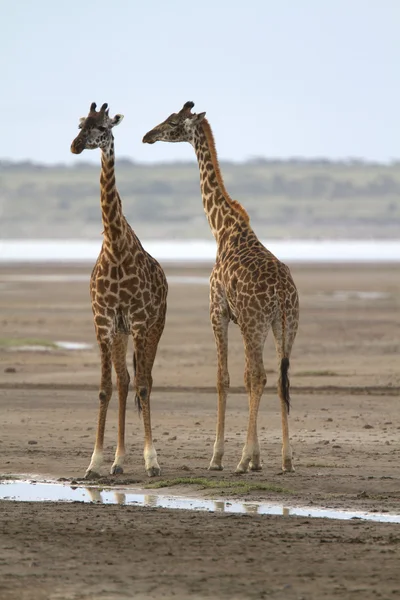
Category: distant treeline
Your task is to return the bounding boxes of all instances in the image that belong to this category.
[1,158,399,240]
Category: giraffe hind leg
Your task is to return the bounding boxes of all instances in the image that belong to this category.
[235,332,267,474]
[272,318,297,473]
[241,353,263,472]
[243,356,262,471]
[279,355,294,472]
[133,323,164,477]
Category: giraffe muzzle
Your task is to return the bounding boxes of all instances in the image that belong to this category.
[70,141,84,155]
[142,132,156,144]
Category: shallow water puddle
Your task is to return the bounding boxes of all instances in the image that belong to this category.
[1,481,399,523]
[10,341,93,352]
[55,341,93,350]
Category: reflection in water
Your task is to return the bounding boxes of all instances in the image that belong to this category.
[1,481,399,524]
[81,492,305,519]
[86,488,102,503]
[243,504,260,515]
[114,492,126,505]
[86,490,127,505]
[144,495,158,508]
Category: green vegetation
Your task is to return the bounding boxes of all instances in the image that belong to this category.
[1,158,399,239]
[145,476,291,495]
[0,337,56,348]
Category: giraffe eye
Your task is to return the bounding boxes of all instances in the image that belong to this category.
[98,126,106,132]
[169,121,178,127]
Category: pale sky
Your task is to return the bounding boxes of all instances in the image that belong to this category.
[1,0,399,164]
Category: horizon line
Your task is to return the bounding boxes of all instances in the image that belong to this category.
[1,156,399,169]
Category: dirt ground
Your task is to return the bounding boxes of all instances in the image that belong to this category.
[0,261,399,599]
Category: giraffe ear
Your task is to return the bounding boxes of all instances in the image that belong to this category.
[111,114,124,127]
[193,112,206,124]
[78,117,86,129]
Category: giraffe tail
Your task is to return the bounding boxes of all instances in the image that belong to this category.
[133,352,142,415]
[279,357,291,414]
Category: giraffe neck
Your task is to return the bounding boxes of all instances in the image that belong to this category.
[192,120,250,246]
[99,140,127,248]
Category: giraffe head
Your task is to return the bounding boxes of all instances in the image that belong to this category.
[142,101,206,146]
[71,102,124,154]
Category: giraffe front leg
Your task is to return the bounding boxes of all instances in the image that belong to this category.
[235,406,262,475]
[249,447,262,471]
[110,334,130,475]
[140,386,160,477]
[85,339,113,479]
[209,371,229,471]
[209,300,229,471]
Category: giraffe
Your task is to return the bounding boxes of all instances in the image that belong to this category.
[71,102,167,478]
[143,102,299,473]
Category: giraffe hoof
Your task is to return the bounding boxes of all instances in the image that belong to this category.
[208,463,224,471]
[250,463,262,471]
[282,465,295,473]
[282,460,295,473]
[234,466,248,475]
[110,465,124,475]
[146,466,161,478]
[84,470,101,480]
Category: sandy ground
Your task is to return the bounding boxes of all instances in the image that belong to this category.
[0,261,399,599]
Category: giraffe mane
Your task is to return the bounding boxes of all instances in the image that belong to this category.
[200,119,250,224]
